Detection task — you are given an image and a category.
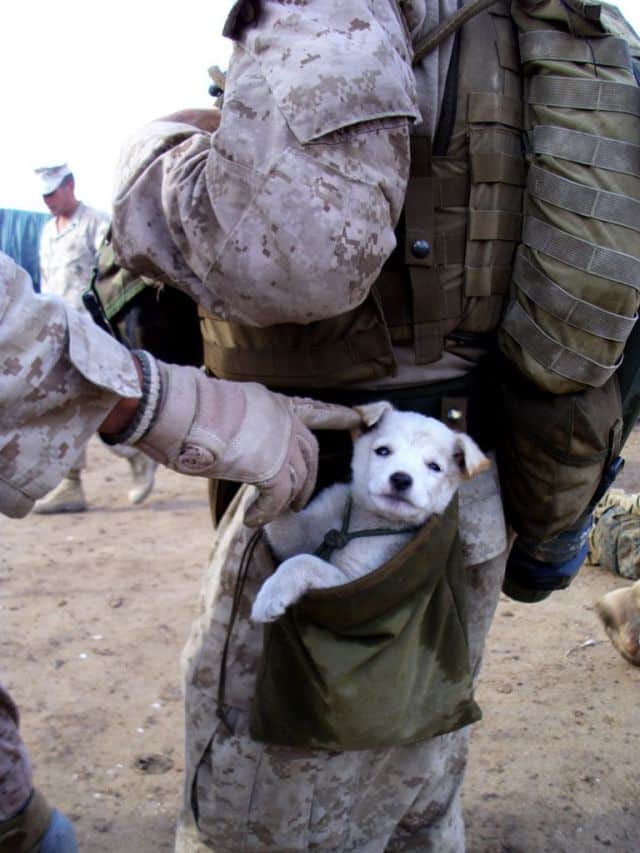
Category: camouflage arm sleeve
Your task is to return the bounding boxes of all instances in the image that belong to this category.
[0,252,140,518]
[0,685,31,820]
[112,0,419,327]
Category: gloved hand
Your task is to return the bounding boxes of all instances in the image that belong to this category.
[102,351,360,526]
[503,512,592,603]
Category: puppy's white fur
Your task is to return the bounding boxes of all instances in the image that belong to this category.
[251,403,489,623]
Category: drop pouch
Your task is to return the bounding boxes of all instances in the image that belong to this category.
[249,497,481,751]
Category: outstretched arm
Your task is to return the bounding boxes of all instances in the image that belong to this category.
[0,253,358,522]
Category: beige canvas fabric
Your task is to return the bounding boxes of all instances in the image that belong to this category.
[0,252,140,517]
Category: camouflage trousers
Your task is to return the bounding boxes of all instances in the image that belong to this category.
[588,488,640,580]
[0,684,32,820]
[176,460,508,853]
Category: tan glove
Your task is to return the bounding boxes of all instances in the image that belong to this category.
[106,352,360,526]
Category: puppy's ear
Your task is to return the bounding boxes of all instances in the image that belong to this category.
[351,401,394,438]
[452,434,490,479]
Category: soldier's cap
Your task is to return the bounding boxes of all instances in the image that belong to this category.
[34,163,72,195]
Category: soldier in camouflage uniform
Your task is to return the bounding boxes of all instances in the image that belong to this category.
[32,163,157,513]
[108,1,511,850]
[0,250,351,850]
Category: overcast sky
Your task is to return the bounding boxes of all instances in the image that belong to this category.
[2,1,233,213]
[3,0,639,214]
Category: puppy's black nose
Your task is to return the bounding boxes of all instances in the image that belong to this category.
[390,471,412,492]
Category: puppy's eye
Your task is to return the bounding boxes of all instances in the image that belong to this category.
[374,446,391,457]
[427,461,442,473]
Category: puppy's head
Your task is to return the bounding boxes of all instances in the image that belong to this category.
[350,403,490,526]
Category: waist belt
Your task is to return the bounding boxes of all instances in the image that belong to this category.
[286,367,498,455]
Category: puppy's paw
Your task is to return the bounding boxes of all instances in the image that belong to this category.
[251,581,292,623]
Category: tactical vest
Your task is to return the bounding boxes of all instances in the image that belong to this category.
[201,1,522,389]
[201,0,640,397]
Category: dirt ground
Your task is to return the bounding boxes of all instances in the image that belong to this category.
[2,429,640,853]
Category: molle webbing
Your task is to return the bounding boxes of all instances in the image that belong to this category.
[198,299,396,389]
[532,127,640,177]
[377,1,524,366]
[499,0,640,393]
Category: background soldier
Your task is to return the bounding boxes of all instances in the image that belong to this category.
[32,163,158,513]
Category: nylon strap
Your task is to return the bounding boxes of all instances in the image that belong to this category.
[528,164,640,232]
[406,135,444,364]
[529,76,640,115]
[519,31,632,69]
[496,36,520,72]
[465,266,511,297]
[512,249,637,342]
[469,209,522,241]
[411,268,445,363]
[471,151,525,185]
[412,0,500,65]
[433,175,469,208]
[468,92,523,128]
[532,126,640,177]
[472,125,523,156]
[523,216,640,290]
[501,299,622,386]
[200,324,394,381]
[314,496,420,561]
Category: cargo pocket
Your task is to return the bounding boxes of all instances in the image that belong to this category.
[496,367,623,541]
[250,497,481,751]
[191,709,317,853]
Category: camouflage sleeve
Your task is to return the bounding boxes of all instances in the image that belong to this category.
[92,210,111,255]
[0,685,31,819]
[0,253,140,518]
[112,0,419,327]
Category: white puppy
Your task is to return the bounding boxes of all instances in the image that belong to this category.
[251,402,490,623]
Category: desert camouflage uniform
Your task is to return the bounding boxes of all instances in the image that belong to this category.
[0,250,139,819]
[110,1,509,850]
[39,201,110,312]
[589,489,640,580]
[38,201,111,475]
[0,687,31,821]
[0,251,139,518]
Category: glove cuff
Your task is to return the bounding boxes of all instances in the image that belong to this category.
[101,350,162,446]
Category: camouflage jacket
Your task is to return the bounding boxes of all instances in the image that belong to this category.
[39,202,110,312]
[0,252,140,518]
[111,0,427,328]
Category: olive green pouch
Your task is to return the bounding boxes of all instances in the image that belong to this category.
[82,227,203,366]
[496,368,623,541]
[249,498,481,751]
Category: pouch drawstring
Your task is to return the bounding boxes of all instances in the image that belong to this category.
[314,496,420,560]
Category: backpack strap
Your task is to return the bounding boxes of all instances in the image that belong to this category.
[412,0,501,65]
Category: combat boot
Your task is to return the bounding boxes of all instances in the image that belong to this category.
[32,471,87,515]
[127,451,157,505]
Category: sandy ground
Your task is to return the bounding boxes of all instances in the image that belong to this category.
[2,430,640,853]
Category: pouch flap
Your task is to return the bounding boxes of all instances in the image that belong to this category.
[240,0,419,143]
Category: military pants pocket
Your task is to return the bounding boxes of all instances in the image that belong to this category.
[192,709,318,853]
